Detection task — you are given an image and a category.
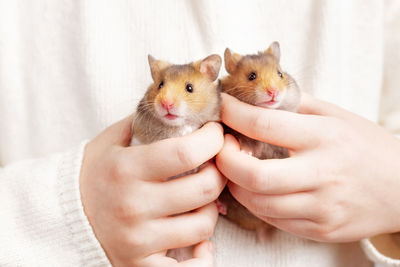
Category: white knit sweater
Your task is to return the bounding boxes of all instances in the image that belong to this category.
[1,0,400,266]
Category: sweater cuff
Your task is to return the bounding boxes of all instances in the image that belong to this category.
[58,141,111,266]
[361,237,400,266]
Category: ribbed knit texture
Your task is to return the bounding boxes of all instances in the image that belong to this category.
[0,142,110,266]
[1,0,400,266]
[213,218,372,267]
[58,141,111,266]
[362,239,400,267]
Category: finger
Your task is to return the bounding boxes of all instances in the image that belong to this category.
[228,182,317,219]
[299,93,379,135]
[179,240,213,267]
[216,135,318,194]
[260,217,322,241]
[123,122,224,180]
[221,93,320,150]
[151,162,227,217]
[138,254,179,267]
[140,202,218,255]
[99,114,135,146]
[297,93,351,119]
[192,240,213,261]
[139,241,213,267]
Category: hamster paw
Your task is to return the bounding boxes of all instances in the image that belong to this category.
[215,199,227,215]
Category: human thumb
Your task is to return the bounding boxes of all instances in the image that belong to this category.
[94,114,134,147]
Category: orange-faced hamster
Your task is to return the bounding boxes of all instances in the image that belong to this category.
[218,42,301,233]
[131,54,222,146]
[130,54,222,262]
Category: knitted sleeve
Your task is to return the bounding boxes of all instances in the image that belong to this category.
[0,142,110,267]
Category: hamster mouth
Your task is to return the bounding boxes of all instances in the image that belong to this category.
[164,113,179,120]
[256,99,280,109]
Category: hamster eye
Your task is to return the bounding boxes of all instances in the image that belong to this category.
[158,81,164,89]
[277,71,283,78]
[186,83,194,93]
[248,72,257,81]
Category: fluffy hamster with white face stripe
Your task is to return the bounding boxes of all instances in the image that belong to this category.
[218,42,301,233]
[131,54,222,146]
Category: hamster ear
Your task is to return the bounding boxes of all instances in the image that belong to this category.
[264,42,281,62]
[224,48,242,74]
[197,54,222,81]
[148,55,170,81]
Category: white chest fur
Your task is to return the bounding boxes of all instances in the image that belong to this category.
[130,137,142,146]
[130,125,197,147]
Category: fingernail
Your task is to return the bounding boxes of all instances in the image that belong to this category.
[208,241,214,253]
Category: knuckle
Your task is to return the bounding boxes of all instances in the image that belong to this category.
[314,203,328,221]
[254,198,272,217]
[176,142,197,168]
[200,173,220,201]
[201,182,218,201]
[314,223,339,242]
[124,231,147,249]
[197,217,215,240]
[249,195,276,217]
[248,195,262,215]
[313,208,344,241]
[250,112,272,138]
[113,200,146,223]
[110,153,132,181]
[248,165,268,192]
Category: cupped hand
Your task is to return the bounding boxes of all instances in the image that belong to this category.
[80,116,226,267]
[216,93,400,242]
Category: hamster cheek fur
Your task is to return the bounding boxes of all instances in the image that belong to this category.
[217,42,301,236]
[131,53,222,146]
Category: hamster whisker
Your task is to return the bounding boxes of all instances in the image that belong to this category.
[223,85,253,94]
[226,91,257,104]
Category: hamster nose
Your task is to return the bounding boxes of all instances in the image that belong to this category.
[267,88,278,97]
[161,99,174,110]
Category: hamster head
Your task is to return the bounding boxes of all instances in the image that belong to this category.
[145,54,222,127]
[222,42,300,110]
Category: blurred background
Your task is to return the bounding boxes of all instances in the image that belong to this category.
[0,0,399,164]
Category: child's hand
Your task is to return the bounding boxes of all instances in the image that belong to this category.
[217,93,400,242]
[80,116,226,266]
